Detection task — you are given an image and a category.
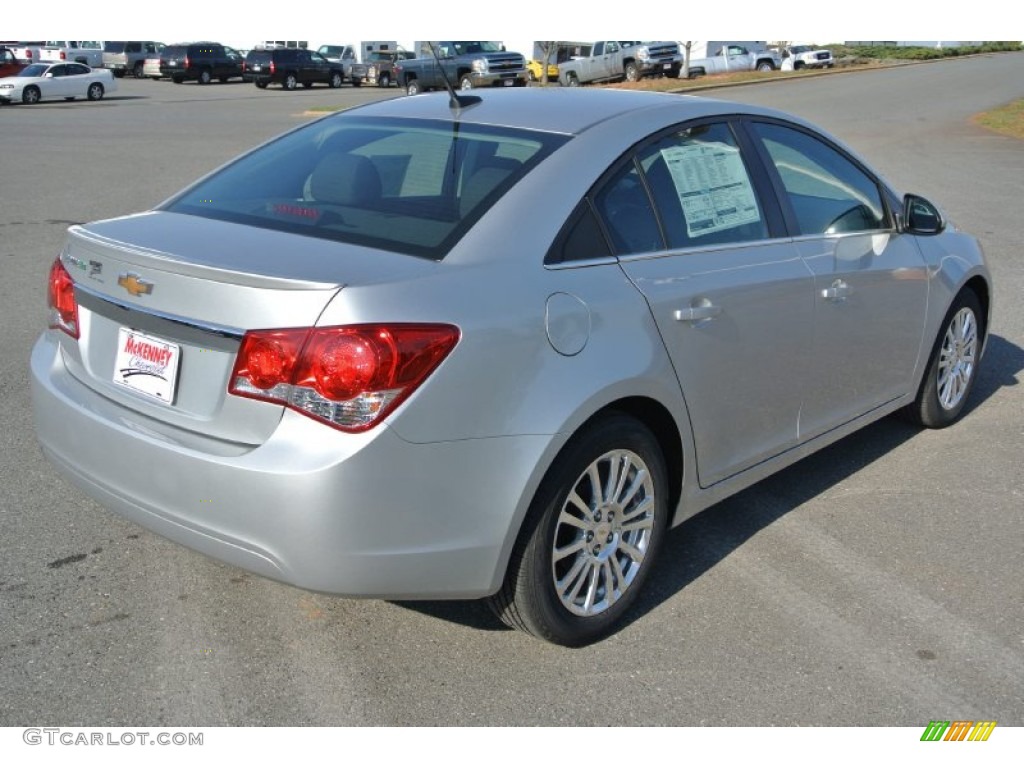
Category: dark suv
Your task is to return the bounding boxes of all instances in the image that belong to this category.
[243,48,344,90]
[160,42,244,84]
[103,41,164,78]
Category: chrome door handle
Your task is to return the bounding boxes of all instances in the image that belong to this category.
[674,303,722,323]
[821,279,852,301]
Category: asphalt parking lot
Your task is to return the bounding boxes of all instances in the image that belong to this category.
[1,54,1022,726]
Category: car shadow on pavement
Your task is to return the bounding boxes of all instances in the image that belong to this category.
[393,333,1022,640]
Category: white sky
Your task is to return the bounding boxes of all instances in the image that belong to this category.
[6,2,1017,55]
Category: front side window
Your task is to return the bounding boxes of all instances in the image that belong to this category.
[751,121,887,235]
[163,116,567,260]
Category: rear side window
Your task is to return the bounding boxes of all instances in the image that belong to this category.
[163,115,568,260]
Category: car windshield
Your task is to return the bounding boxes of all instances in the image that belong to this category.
[162,115,569,260]
[451,42,504,55]
[20,64,47,77]
[790,46,812,53]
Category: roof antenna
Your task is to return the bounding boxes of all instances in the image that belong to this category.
[427,42,481,113]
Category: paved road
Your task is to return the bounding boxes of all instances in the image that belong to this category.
[1,55,1022,726]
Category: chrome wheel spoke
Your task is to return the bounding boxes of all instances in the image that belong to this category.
[553,536,587,561]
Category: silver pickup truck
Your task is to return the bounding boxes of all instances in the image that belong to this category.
[557,41,682,86]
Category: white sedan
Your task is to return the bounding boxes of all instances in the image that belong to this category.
[0,61,117,104]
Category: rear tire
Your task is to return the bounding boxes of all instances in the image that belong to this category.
[902,289,984,428]
[405,78,421,95]
[329,72,342,88]
[283,72,297,90]
[489,414,668,646]
[198,68,212,85]
[378,72,391,88]
[133,62,144,78]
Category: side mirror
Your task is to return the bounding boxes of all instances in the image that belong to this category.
[902,194,945,235]
[44,72,54,78]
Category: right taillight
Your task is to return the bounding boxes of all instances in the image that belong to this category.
[47,257,79,339]
[229,324,460,432]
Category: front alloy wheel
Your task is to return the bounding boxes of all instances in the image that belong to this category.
[490,414,667,646]
[903,288,984,428]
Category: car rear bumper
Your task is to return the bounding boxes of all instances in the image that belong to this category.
[31,331,549,598]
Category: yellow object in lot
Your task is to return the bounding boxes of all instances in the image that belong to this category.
[526,59,559,81]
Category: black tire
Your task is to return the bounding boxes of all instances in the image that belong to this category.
[351,78,362,87]
[171,75,184,84]
[133,61,144,78]
[64,96,75,101]
[624,61,640,82]
[302,81,313,88]
[150,76,161,81]
[283,73,297,91]
[329,72,342,89]
[405,78,421,96]
[197,68,212,85]
[489,414,669,646]
[756,60,775,72]
[794,61,805,70]
[255,80,267,89]
[459,74,473,90]
[378,72,390,88]
[87,83,104,101]
[902,289,984,428]
[113,70,125,78]
[218,77,228,83]
[528,69,537,82]
[566,72,580,87]
[22,85,41,104]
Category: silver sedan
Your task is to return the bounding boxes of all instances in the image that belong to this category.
[31,89,991,646]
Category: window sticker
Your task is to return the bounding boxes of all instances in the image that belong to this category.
[660,142,761,238]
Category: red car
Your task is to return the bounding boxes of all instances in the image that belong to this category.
[0,46,28,78]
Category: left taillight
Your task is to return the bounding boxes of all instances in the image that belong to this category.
[229,324,460,432]
[47,257,79,339]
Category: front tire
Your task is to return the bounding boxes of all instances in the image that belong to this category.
[756,61,775,72]
[22,85,41,104]
[624,61,640,82]
[378,72,391,88]
[87,83,104,100]
[459,74,473,90]
[489,414,668,646]
[903,289,984,428]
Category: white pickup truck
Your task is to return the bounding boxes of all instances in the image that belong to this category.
[687,42,781,76]
[38,41,104,68]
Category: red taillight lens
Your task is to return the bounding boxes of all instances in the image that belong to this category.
[269,60,276,75]
[229,324,459,432]
[60,51,66,60]
[47,257,79,338]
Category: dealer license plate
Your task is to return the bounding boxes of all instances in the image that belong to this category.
[113,328,181,405]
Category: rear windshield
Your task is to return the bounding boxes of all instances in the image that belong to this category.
[162,114,569,260]
[162,46,187,58]
[246,50,273,65]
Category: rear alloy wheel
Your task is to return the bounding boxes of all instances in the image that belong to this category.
[133,61,144,78]
[406,78,421,96]
[283,73,297,91]
[22,85,41,104]
[489,414,668,646]
[903,289,984,428]
[197,69,212,85]
[87,83,105,101]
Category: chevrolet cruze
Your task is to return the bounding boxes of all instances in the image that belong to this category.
[31,89,991,646]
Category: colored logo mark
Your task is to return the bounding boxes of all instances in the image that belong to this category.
[920,720,997,741]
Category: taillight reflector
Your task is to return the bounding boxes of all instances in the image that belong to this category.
[47,257,79,338]
[229,324,460,432]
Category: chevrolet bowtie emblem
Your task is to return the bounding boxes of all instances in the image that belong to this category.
[118,273,154,297]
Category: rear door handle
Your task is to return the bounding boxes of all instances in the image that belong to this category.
[674,303,722,323]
